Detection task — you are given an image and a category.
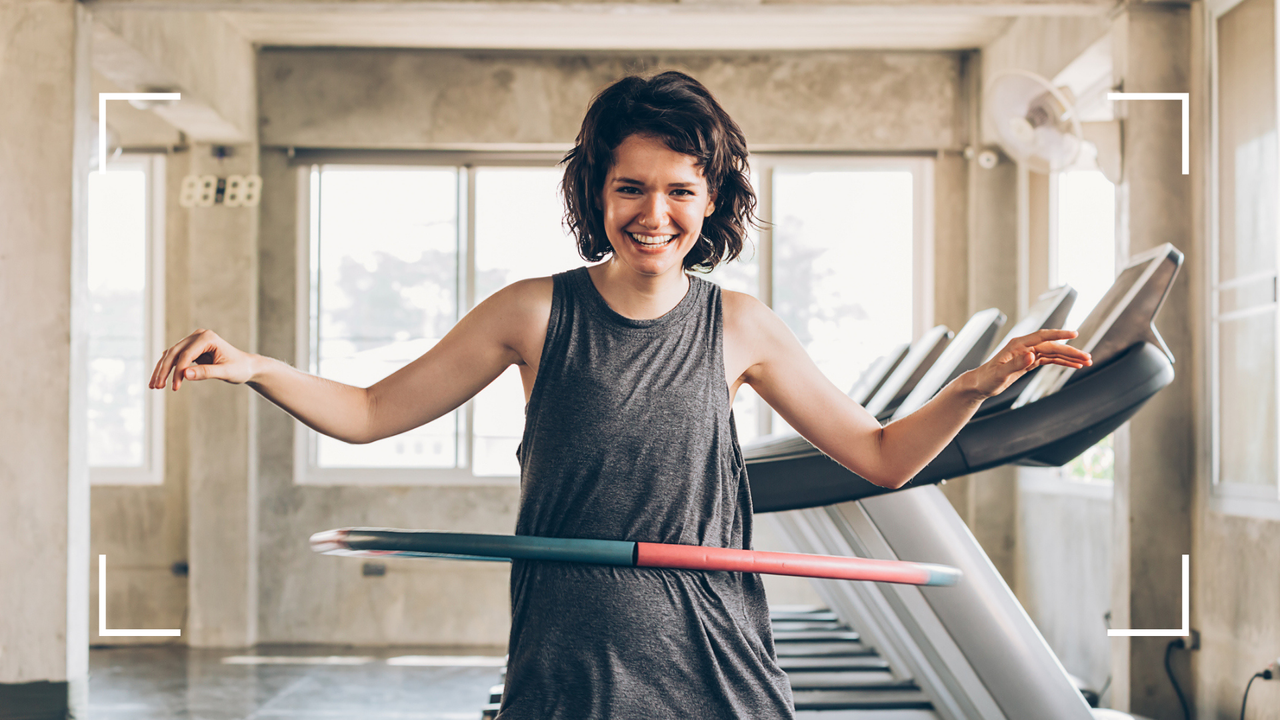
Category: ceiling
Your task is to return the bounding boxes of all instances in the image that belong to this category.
[220,7,1001,50]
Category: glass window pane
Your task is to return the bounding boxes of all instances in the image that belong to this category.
[1055,168,1117,483]
[1056,169,1116,330]
[771,170,915,431]
[1218,312,1278,485]
[471,167,583,476]
[1217,0,1278,286]
[88,170,148,467]
[1215,0,1278,490]
[314,167,459,468]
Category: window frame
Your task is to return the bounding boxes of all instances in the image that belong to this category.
[89,153,167,486]
[1204,0,1280,518]
[293,151,935,485]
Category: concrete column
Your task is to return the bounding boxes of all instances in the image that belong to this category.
[185,143,260,647]
[961,149,1022,583]
[0,1,92,716]
[1108,5,1195,717]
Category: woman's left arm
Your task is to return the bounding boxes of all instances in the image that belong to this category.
[733,296,1091,489]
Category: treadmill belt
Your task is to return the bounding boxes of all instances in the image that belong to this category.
[769,606,937,716]
[792,688,934,711]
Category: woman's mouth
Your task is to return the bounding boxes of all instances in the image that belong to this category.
[628,232,678,248]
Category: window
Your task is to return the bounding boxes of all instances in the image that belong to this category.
[753,157,933,438]
[298,160,580,484]
[297,154,932,484]
[1208,0,1280,512]
[1053,166,1117,484]
[88,154,165,485]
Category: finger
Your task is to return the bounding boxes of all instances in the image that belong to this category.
[1030,345,1092,364]
[171,341,209,391]
[1026,329,1079,343]
[157,345,187,388]
[150,347,170,388]
[182,363,225,383]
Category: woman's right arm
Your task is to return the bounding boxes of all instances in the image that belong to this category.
[150,279,547,445]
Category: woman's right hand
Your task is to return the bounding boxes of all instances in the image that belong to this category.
[150,329,257,392]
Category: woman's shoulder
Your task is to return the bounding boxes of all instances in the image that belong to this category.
[719,287,770,325]
[490,275,555,317]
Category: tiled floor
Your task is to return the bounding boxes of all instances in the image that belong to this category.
[88,644,504,720]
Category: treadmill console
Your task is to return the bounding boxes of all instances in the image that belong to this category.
[1015,243,1183,407]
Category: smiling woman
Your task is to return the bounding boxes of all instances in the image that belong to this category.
[149,70,1087,720]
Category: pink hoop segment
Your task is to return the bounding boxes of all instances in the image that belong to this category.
[635,543,959,586]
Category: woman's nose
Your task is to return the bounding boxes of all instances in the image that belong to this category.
[637,194,669,227]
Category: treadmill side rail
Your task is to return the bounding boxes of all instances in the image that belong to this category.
[748,342,1173,514]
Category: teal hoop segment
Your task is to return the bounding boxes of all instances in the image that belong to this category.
[339,529,638,566]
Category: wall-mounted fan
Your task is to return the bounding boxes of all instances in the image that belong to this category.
[984,70,1083,174]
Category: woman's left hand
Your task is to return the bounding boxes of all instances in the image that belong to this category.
[967,329,1092,399]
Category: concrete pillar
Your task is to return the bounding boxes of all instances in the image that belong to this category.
[0,1,92,716]
[1108,5,1195,717]
[959,143,1022,583]
[185,143,260,647]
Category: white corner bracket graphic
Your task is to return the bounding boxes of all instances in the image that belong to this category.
[1108,554,1190,637]
[99,555,182,637]
[1106,92,1190,175]
[98,93,181,173]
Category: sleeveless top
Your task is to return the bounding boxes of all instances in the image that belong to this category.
[497,267,795,719]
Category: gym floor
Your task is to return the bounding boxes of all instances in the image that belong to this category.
[87,645,504,719]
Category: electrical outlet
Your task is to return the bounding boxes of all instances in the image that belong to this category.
[1268,657,1280,676]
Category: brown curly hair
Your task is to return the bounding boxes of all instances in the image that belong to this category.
[560,71,758,273]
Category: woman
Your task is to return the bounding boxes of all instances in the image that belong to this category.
[150,71,1089,718]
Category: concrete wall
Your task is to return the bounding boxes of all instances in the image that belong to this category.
[1016,472,1113,690]
[0,1,92,715]
[258,48,965,151]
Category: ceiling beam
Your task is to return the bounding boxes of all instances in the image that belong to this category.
[81,0,1118,17]
[91,9,256,142]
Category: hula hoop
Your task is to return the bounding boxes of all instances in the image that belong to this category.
[310,528,961,587]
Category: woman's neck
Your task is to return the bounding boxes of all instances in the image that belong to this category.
[587,260,690,321]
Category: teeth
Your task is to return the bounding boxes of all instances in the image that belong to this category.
[629,233,677,246]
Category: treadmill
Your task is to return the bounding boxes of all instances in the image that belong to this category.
[747,244,1183,720]
[763,291,1072,718]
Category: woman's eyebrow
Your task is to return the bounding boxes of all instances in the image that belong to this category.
[613,176,698,188]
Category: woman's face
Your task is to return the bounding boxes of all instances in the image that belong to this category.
[600,133,715,280]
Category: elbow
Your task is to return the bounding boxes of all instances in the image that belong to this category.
[356,387,380,445]
[884,475,915,490]
[865,472,912,491]
[866,428,913,489]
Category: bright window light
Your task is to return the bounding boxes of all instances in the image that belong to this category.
[771,170,915,432]
[87,155,163,484]
[311,167,461,469]
[1055,168,1117,483]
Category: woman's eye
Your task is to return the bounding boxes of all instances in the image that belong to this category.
[618,186,641,195]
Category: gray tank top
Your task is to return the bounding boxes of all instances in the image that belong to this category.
[497,266,795,719]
